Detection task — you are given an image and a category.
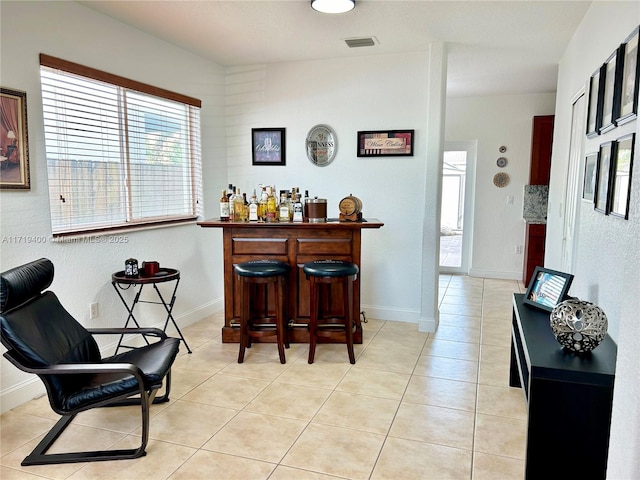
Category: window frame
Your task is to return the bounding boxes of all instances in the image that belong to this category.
[40,54,203,238]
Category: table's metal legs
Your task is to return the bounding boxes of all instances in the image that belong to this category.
[112,280,192,354]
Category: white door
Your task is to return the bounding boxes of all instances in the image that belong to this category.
[561,90,586,273]
[440,140,477,274]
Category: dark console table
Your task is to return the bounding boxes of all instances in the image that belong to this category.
[510,293,617,479]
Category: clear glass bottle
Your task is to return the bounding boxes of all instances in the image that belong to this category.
[219,189,229,221]
[248,189,259,221]
[258,187,268,222]
[233,188,245,222]
[278,190,290,222]
[266,186,277,222]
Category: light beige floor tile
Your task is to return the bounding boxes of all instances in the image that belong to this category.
[282,423,385,480]
[474,413,527,459]
[478,361,512,387]
[361,317,385,334]
[482,304,512,319]
[472,451,525,480]
[403,375,477,412]
[371,436,472,480]
[169,449,275,479]
[479,344,511,365]
[1,466,49,480]
[480,322,512,347]
[313,391,399,435]
[269,465,338,480]
[355,346,420,374]
[74,402,168,434]
[10,394,59,420]
[336,366,410,400]
[274,358,351,389]
[202,411,307,463]
[439,313,482,329]
[441,294,483,307]
[431,324,481,344]
[366,331,428,354]
[219,352,291,381]
[422,338,480,362]
[245,382,332,421]
[136,399,237,448]
[439,302,483,317]
[389,402,475,450]
[66,437,196,480]
[378,320,427,337]
[413,355,479,383]
[476,385,527,420]
[172,340,235,373]
[181,373,270,409]
[0,410,56,455]
[166,366,214,400]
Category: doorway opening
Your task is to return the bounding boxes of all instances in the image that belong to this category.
[440,141,476,274]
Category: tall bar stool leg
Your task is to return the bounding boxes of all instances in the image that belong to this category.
[238,278,250,363]
[344,275,355,364]
[308,276,319,364]
[275,277,286,364]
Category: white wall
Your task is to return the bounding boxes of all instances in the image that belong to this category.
[223,54,434,323]
[545,2,639,478]
[0,1,227,411]
[446,93,557,279]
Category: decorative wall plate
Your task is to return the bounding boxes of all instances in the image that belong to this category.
[499,145,507,153]
[493,172,510,188]
[306,124,337,167]
[496,157,508,168]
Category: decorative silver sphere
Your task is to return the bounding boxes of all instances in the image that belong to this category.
[550,298,607,353]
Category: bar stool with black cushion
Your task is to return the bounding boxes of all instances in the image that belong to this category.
[303,259,359,364]
[235,260,290,364]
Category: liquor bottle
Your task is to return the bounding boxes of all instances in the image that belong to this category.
[259,187,268,221]
[303,190,310,221]
[266,186,277,222]
[292,190,303,222]
[228,185,236,220]
[219,189,230,221]
[248,189,259,221]
[278,191,290,222]
[242,193,248,222]
[233,188,245,222]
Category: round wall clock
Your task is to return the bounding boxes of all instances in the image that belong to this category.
[306,124,337,167]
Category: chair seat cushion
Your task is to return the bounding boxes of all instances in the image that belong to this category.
[61,337,179,412]
[235,260,290,277]
[303,260,359,277]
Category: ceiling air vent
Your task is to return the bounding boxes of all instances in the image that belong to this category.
[345,37,377,48]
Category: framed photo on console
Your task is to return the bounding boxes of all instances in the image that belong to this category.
[523,266,574,312]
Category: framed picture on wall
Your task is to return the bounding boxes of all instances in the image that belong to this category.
[599,48,624,134]
[586,66,605,138]
[609,133,635,219]
[0,87,30,189]
[357,130,414,157]
[594,141,615,214]
[617,26,639,125]
[251,128,286,166]
[582,152,598,202]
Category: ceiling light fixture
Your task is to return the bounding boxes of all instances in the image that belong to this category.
[311,0,355,14]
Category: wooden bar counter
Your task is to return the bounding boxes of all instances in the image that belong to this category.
[197,218,384,343]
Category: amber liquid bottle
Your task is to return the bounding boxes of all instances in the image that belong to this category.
[219,189,229,221]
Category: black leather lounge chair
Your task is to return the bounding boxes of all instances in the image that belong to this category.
[0,258,180,465]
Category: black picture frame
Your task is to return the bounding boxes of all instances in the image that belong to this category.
[582,152,598,202]
[523,266,574,313]
[594,141,615,214]
[586,66,605,138]
[609,133,635,219]
[357,130,414,157]
[251,128,286,166]
[617,26,639,125]
[600,47,624,134]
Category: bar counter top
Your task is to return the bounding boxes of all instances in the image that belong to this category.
[197,218,384,229]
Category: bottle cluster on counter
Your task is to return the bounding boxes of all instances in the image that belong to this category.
[219,184,313,223]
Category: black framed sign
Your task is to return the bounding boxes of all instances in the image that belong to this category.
[618,26,639,125]
[251,128,286,166]
[609,133,635,219]
[523,266,574,312]
[582,152,598,202]
[357,130,414,157]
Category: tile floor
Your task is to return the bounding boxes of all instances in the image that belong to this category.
[1,275,528,479]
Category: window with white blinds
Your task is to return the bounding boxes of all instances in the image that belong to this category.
[40,54,203,236]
